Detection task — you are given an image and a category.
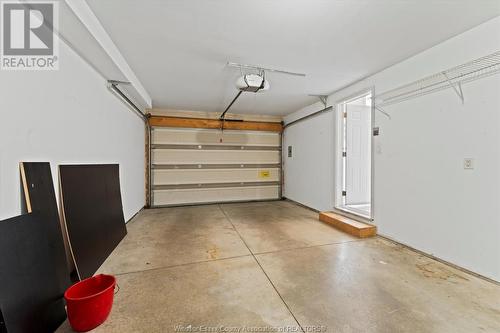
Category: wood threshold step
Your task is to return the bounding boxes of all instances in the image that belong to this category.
[319,211,376,238]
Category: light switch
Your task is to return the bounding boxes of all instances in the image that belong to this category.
[464,158,474,170]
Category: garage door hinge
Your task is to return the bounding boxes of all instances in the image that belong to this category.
[342,151,347,157]
[342,191,347,196]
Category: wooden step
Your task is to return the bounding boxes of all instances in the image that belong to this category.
[319,212,376,238]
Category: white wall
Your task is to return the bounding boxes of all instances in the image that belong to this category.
[283,17,500,281]
[283,110,335,210]
[0,39,145,221]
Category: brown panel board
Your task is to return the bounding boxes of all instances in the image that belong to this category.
[0,213,67,333]
[19,162,71,290]
[149,116,283,132]
[59,164,127,280]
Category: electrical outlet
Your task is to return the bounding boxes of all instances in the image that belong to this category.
[464,158,474,170]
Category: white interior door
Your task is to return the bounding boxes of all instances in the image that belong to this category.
[345,104,371,205]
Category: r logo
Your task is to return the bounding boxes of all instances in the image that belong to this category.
[2,2,53,56]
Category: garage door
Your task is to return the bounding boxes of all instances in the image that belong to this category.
[150,126,282,207]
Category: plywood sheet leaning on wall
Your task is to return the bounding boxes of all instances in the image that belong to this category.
[59,164,127,280]
[19,162,71,289]
[0,213,67,333]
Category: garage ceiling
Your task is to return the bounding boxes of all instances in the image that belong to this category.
[86,0,500,115]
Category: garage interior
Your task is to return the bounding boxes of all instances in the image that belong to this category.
[1,1,500,332]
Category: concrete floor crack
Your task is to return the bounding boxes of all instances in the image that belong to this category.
[218,204,306,333]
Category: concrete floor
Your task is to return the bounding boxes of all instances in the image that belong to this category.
[57,201,500,333]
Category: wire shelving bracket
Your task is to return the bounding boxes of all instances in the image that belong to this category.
[309,94,328,108]
[375,106,391,120]
[374,51,500,108]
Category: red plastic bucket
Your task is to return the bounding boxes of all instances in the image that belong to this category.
[64,274,116,332]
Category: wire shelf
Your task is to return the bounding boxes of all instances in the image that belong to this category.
[375,51,500,107]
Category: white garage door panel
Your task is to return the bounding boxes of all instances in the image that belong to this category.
[151,126,281,206]
[153,149,280,164]
[153,168,280,184]
[153,128,280,146]
[153,186,280,206]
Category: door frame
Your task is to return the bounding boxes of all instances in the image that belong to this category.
[333,87,375,222]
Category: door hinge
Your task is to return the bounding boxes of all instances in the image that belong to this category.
[342,151,347,157]
[343,112,347,118]
[342,191,347,196]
